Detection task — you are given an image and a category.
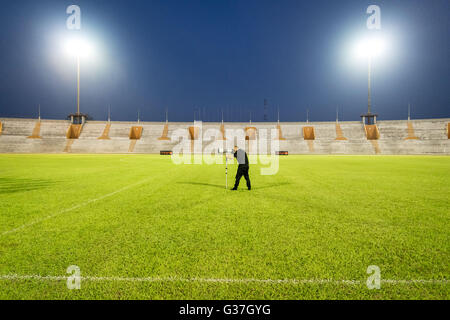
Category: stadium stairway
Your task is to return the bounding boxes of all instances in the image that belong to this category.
[27,121,42,139]
[98,123,111,140]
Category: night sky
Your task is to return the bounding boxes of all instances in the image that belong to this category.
[0,0,448,122]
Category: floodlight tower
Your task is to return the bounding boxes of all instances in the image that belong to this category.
[65,37,92,124]
[355,35,386,124]
[76,54,80,115]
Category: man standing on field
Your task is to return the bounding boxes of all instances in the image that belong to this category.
[231,145,251,191]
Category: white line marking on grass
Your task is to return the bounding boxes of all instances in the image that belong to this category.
[0,178,152,238]
[0,274,448,285]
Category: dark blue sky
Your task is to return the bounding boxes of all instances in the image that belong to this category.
[0,0,448,122]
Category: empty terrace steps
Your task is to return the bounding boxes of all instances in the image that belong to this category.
[65,122,139,153]
[65,138,132,154]
[39,121,70,138]
[286,123,376,154]
[314,124,336,140]
[76,122,109,139]
[67,122,179,154]
[378,121,415,140]
[107,124,130,139]
[3,120,69,153]
[66,122,167,153]
[412,120,448,140]
[313,123,349,153]
[0,118,449,154]
[1,119,37,136]
[0,120,68,153]
[372,121,449,154]
[375,120,449,154]
[134,123,182,153]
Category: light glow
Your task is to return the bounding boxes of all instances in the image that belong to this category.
[354,36,386,59]
[64,38,93,58]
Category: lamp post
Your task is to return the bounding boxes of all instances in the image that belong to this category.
[367,55,371,115]
[355,36,385,124]
[77,54,80,115]
[65,38,91,123]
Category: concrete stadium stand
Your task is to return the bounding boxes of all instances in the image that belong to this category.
[0,117,448,155]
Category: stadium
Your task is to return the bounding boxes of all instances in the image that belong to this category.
[0,116,449,300]
[0,0,449,303]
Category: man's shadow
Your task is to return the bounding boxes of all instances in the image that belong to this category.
[252,182,291,190]
[177,182,224,189]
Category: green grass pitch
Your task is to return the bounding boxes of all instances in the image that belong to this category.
[0,154,448,299]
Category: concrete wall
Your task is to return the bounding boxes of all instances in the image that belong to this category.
[0,117,448,155]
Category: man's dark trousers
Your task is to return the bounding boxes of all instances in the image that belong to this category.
[234,165,251,190]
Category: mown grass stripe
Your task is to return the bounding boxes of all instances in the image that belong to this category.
[0,177,153,237]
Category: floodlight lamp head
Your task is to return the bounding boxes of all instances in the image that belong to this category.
[65,37,92,58]
[354,35,386,59]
